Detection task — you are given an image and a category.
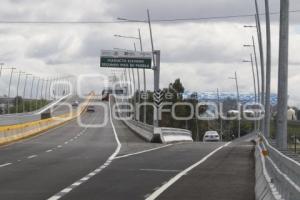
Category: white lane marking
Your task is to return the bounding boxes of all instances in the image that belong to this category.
[145,142,231,200]
[64,141,68,144]
[80,177,89,181]
[27,155,37,159]
[48,196,60,200]
[140,169,181,173]
[72,182,82,186]
[115,144,173,159]
[0,163,12,168]
[47,98,121,200]
[46,149,53,153]
[57,145,62,148]
[61,188,72,193]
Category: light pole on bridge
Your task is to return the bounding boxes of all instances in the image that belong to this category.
[22,73,32,112]
[229,72,241,138]
[243,54,258,132]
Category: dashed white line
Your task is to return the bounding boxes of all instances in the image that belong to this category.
[61,188,72,193]
[27,155,37,159]
[46,149,53,153]
[80,177,89,181]
[72,182,82,186]
[0,163,12,168]
[145,142,231,200]
[47,98,121,200]
[57,145,62,148]
[48,195,60,200]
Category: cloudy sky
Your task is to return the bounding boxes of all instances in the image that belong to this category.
[0,0,300,105]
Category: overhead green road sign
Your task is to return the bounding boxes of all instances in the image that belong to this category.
[100,50,152,69]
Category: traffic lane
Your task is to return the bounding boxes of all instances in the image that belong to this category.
[51,95,82,116]
[0,106,117,200]
[62,142,225,200]
[0,105,104,166]
[156,142,255,200]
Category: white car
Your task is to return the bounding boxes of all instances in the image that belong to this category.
[203,131,220,142]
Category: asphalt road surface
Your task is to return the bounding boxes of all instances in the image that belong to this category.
[0,100,255,200]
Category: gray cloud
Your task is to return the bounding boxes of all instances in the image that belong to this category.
[0,0,300,106]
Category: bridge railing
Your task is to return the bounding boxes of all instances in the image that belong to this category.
[255,135,300,200]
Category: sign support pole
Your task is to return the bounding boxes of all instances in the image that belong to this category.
[153,50,160,127]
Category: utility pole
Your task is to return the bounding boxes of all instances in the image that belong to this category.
[276,0,289,149]
[265,0,272,138]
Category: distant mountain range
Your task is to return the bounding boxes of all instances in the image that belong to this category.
[183,91,278,105]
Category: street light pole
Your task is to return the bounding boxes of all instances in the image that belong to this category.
[15,71,25,113]
[29,76,35,112]
[229,72,240,138]
[243,54,258,132]
[35,78,41,110]
[39,78,45,108]
[265,0,272,138]
[276,0,289,149]
[139,28,147,123]
[0,63,4,76]
[22,74,31,112]
[255,8,266,135]
[252,36,261,104]
[7,67,16,114]
[217,88,223,141]
[243,55,257,104]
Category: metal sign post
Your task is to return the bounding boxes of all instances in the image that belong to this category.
[153,50,160,127]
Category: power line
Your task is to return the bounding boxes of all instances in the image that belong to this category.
[0,9,299,24]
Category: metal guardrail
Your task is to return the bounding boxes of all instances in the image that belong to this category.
[255,135,300,200]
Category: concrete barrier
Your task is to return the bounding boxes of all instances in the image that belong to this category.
[154,127,193,143]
